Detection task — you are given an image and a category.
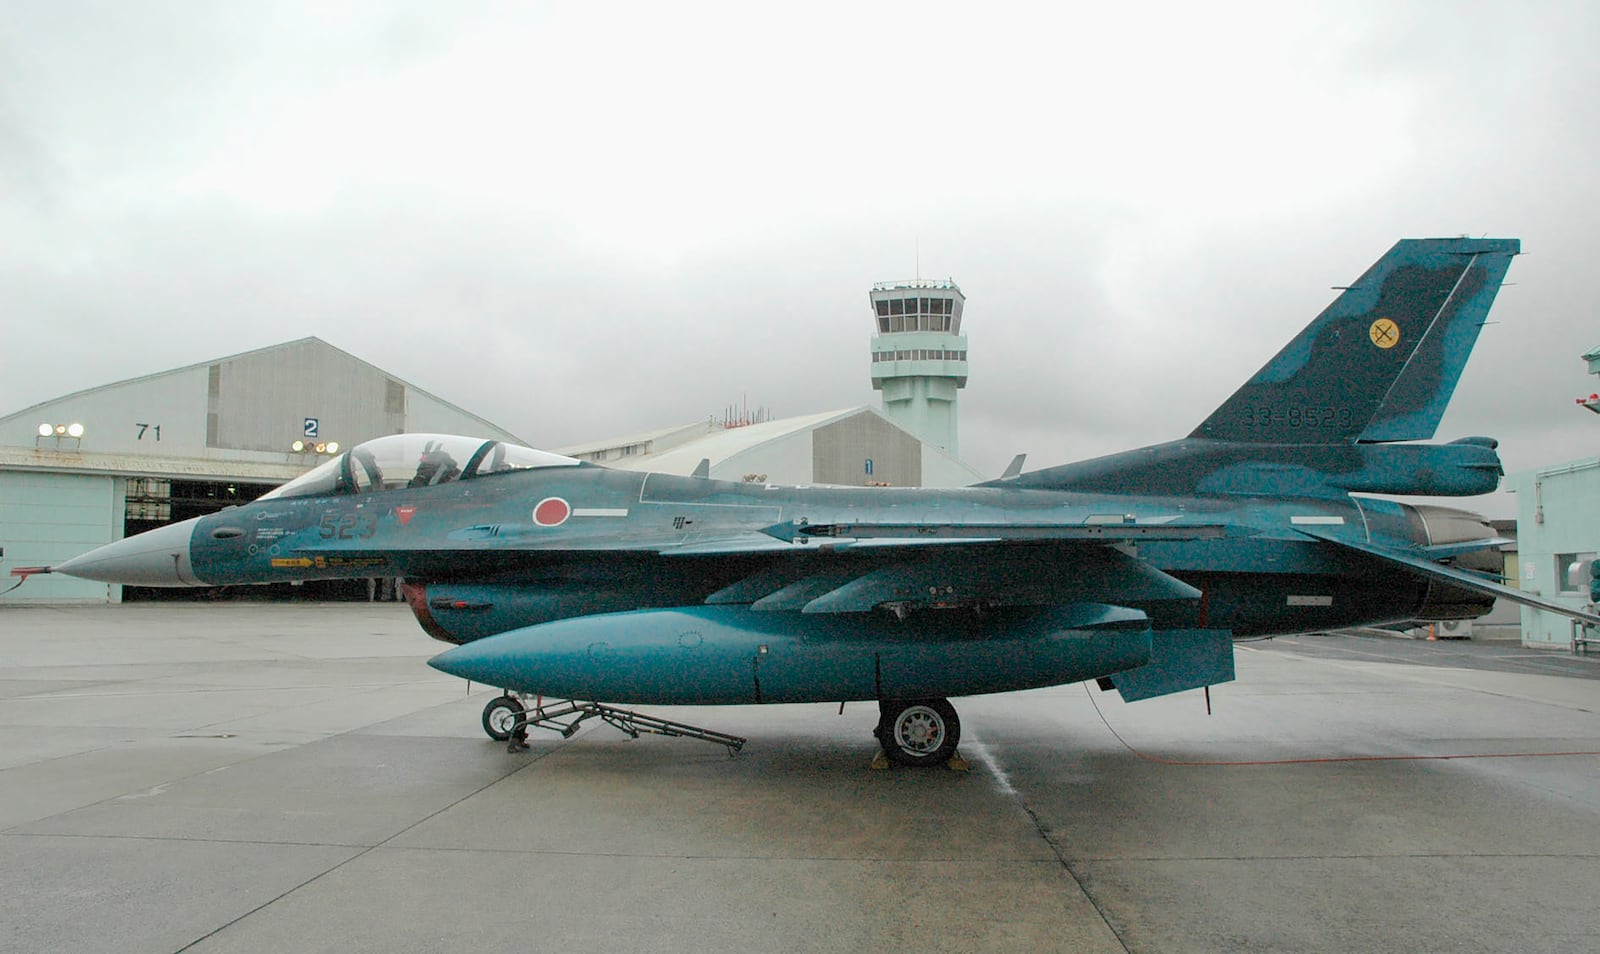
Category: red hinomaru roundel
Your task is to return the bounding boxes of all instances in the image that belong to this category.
[532,497,571,527]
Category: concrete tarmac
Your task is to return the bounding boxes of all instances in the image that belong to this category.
[2,604,1598,953]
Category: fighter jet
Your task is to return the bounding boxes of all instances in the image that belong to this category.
[45,237,1589,766]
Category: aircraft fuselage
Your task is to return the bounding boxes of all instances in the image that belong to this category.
[91,462,1488,645]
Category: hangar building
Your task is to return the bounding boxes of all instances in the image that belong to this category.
[0,338,526,603]
[558,406,983,488]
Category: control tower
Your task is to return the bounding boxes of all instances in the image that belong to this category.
[869,279,968,455]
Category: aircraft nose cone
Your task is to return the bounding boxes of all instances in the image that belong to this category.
[428,636,518,686]
[53,516,204,586]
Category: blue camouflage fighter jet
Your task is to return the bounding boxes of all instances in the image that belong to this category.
[48,237,1590,765]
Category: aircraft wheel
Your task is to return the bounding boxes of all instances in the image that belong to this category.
[481,695,525,742]
[876,698,960,767]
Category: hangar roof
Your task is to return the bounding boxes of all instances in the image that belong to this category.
[607,409,851,475]
[0,337,528,480]
[553,420,719,459]
[1,337,524,445]
[596,406,985,487]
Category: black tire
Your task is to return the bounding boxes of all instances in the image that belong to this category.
[875,698,960,767]
[481,695,525,742]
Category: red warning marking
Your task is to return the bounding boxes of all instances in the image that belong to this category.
[533,497,571,527]
[396,505,416,526]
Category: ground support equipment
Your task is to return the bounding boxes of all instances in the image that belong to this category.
[482,693,745,756]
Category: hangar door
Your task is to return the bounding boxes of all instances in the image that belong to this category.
[0,471,123,603]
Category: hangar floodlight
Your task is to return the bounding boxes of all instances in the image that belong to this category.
[36,421,86,447]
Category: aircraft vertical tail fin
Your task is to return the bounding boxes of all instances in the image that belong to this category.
[1190,238,1519,445]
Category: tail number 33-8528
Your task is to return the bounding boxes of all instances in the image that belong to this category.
[319,512,377,540]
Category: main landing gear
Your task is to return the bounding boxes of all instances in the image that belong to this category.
[874,697,961,767]
[480,693,746,757]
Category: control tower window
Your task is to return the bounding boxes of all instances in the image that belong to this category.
[875,301,889,317]
[878,316,890,333]
[889,299,903,315]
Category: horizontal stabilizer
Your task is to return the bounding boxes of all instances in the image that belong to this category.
[1299,529,1600,627]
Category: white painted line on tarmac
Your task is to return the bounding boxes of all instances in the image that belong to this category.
[963,734,1018,797]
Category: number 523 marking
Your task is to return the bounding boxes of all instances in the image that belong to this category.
[319,512,377,540]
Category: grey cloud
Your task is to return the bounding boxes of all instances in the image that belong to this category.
[2,2,1596,524]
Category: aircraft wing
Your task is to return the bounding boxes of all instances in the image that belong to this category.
[1298,529,1600,627]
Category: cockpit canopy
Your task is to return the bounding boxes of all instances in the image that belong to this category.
[260,434,579,500]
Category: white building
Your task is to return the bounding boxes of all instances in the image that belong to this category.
[1507,344,1600,648]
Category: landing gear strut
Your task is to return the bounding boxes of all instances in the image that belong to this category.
[875,697,961,767]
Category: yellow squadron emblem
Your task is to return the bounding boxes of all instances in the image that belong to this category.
[1369,318,1400,349]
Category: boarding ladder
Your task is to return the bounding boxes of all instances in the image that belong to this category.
[509,696,746,756]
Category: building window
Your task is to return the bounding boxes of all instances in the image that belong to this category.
[878,316,890,333]
[875,300,889,317]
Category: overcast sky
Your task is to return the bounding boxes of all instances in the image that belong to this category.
[3,1,1595,517]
